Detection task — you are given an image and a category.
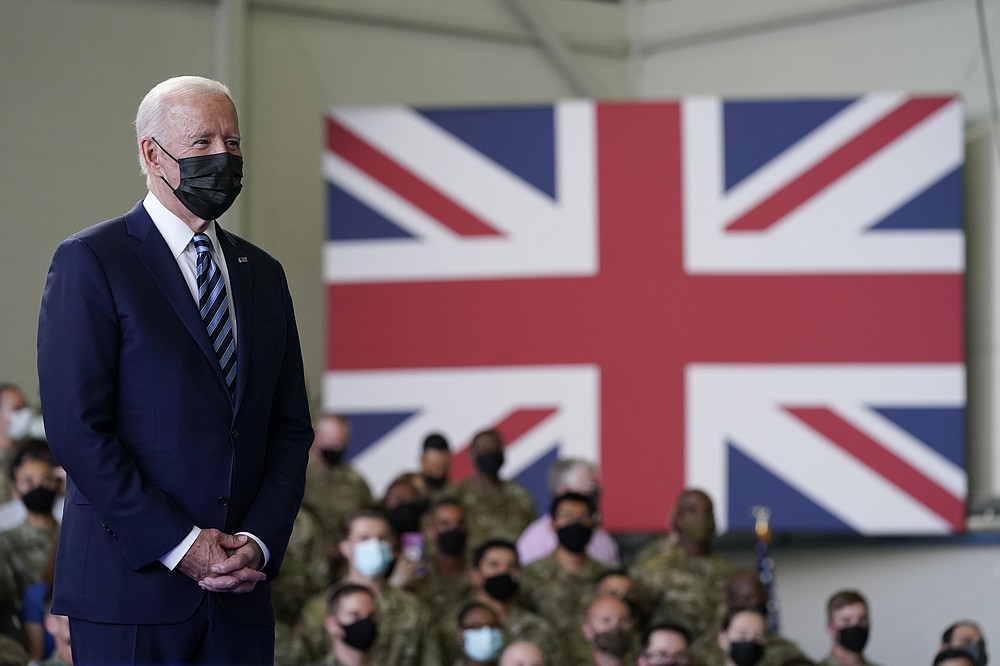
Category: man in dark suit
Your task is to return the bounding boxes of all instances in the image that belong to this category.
[36,76,314,665]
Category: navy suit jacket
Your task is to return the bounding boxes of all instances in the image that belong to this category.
[37,201,313,626]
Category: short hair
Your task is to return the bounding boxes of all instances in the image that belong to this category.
[340,506,391,541]
[825,589,867,623]
[327,582,375,615]
[135,76,234,175]
[9,439,55,481]
[383,472,427,500]
[0,383,25,399]
[546,458,596,495]
[595,568,629,585]
[457,600,500,628]
[720,606,766,631]
[472,538,518,568]
[472,429,503,447]
[548,491,596,518]
[317,412,352,436]
[934,649,976,666]
[642,621,692,650]
[422,433,449,452]
[430,497,465,515]
[941,620,981,645]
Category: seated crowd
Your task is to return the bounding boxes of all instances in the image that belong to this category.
[0,399,992,666]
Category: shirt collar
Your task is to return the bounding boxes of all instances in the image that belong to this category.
[143,191,222,258]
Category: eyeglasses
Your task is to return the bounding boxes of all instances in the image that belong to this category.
[643,650,691,665]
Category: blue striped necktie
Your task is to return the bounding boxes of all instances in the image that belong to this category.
[193,233,237,398]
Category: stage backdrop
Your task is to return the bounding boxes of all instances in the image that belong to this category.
[321,95,965,535]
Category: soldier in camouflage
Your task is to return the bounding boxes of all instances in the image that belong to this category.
[716,608,768,666]
[691,569,806,666]
[405,498,472,616]
[577,594,638,666]
[419,433,453,500]
[272,503,331,664]
[521,493,609,664]
[818,590,883,666]
[453,601,505,665]
[0,441,59,600]
[630,489,732,645]
[322,582,378,666]
[293,508,444,666]
[300,414,374,579]
[456,539,568,666]
[443,430,536,546]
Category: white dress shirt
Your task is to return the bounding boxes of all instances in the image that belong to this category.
[143,191,269,571]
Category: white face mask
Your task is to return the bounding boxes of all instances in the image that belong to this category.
[352,537,393,578]
[7,407,36,440]
[463,626,504,662]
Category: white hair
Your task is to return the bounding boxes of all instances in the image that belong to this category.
[135,76,234,175]
[547,458,598,495]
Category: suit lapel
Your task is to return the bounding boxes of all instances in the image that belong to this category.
[126,203,230,397]
[218,227,252,412]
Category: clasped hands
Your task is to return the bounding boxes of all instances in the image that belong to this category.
[177,528,265,594]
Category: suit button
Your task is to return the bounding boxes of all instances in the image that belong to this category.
[231,429,239,439]
[217,496,229,507]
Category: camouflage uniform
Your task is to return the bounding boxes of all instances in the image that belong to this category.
[0,522,56,598]
[692,632,807,666]
[818,655,883,666]
[521,554,608,665]
[0,450,12,504]
[322,656,351,666]
[0,633,28,666]
[296,584,444,666]
[629,541,731,645]
[0,557,21,648]
[507,603,570,666]
[301,459,374,548]
[406,566,471,620]
[273,505,330,664]
[444,479,536,547]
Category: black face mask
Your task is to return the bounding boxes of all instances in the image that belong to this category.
[320,449,344,467]
[341,615,378,652]
[556,522,593,554]
[387,502,425,535]
[475,451,504,477]
[963,641,988,666]
[154,138,243,221]
[436,528,468,557]
[483,573,519,602]
[423,474,447,490]
[729,641,765,666]
[22,486,57,515]
[837,625,869,654]
[592,626,633,657]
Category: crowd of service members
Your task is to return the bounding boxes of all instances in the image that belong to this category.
[0,396,991,666]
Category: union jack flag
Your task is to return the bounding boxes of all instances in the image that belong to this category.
[322,96,965,535]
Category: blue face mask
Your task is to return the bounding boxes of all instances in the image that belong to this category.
[463,626,504,662]
[353,538,393,578]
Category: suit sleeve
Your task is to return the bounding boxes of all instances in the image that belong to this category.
[234,259,313,579]
[37,238,194,569]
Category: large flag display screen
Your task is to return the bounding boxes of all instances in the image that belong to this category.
[322,96,965,535]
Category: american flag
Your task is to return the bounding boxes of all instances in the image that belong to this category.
[322,96,965,534]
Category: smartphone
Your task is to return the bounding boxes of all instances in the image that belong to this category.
[401,532,424,563]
